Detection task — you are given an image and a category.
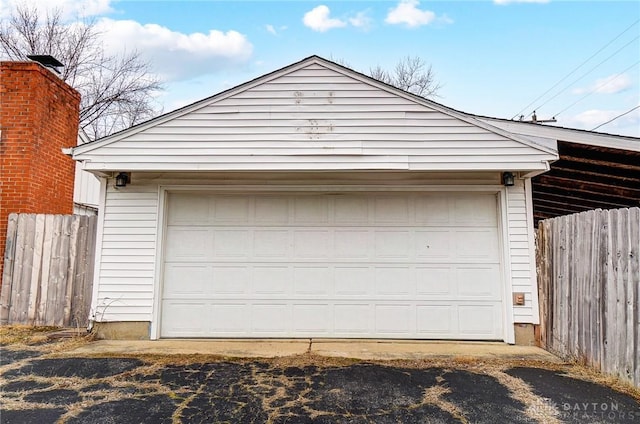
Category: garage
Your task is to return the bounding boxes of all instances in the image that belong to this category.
[73,56,558,343]
[160,191,504,339]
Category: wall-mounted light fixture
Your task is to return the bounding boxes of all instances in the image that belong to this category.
[502,172,515,187]
[115,172,130,188]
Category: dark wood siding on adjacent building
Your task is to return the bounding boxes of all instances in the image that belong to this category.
[532,140,640,224]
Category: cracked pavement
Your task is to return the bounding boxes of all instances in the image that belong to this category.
[1,339,639,423]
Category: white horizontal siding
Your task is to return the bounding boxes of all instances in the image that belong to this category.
[506,180,536,323]
[94,185,158,322]
[75,62,555,172]
[73,163,100,210]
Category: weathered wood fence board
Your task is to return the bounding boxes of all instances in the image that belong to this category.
[0,214,96,328]
[537,207,640,387]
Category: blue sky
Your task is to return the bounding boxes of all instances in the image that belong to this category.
[2,0,639,136]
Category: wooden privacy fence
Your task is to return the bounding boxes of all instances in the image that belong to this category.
[0,214,97,328]
[537,207,639,387]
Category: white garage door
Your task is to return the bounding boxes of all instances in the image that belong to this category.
[160,192,503,339]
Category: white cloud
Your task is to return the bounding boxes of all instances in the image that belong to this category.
[303,5,347,32]
[265,24,287,36]
[0,0,113,20]
[564,107,640,136]
[96,18,253,82]
[494,0,550,5]
[572,73,633,95]
[349,10,373,30]
[385,0,436,28]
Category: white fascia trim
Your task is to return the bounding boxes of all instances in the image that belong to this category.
[77,161,555,173]
[522,162,551,178]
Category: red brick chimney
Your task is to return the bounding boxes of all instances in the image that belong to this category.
[0,60,81,282]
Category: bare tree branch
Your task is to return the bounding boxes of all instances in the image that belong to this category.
[369,55,441,98]
[0,4,162,140]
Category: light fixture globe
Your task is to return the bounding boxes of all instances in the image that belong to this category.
[502,172,515,187]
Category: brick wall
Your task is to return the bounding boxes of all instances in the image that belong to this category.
[0,61,81,281]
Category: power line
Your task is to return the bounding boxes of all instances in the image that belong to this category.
[511,18,640,120]
[591,105,640,131]
[553,59,640,118]
[538,35,639,113]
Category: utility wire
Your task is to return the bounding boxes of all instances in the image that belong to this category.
[591,105,640,131]
[537,35,639,113]
[511,18,640,120]
[553,59,640,118]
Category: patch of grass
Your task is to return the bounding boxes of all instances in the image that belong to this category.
[0,325,95,354]
[0,325,60,345]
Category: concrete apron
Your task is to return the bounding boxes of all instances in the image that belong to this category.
[67,339,559,361]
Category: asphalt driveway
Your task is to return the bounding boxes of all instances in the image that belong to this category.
[1,337,639,423]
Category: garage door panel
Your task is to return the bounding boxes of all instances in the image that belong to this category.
[416,305,455,334]
[255,197,289,224]
[293,267,332,295]
[213,196,250,223]
[458,304,501,338]
[293,230,330,258]
[374,197,409,223]
[375,304,412,335]
[457,266,501,299]
[213,230,250,257]
[294,197,328,223]
[375,267,412,296]
[455,229,500,260]
[252,304,289,334]
[293,304,331,333]
[163,264,210,296]
[416,266,454,296]
[415,196,450,224]
[334,267,370,296]
[161,302,209,337]
[167,193,210,225]
[165,228,210,260]
[212,266,250,294]
[210,304,249,334]
[374,230,411,258]
[334,304,371,334]
[254,230,289,257]
[161,192,504,340]
[252,266,290,295]
[415,230,451,259]
[334,230,369,258]
[334,197,368,223]
[454,196,497,225]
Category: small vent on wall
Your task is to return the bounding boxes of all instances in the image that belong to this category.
[26,55,63,76]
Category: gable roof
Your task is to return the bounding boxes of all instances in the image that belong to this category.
[73,55,558,173]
